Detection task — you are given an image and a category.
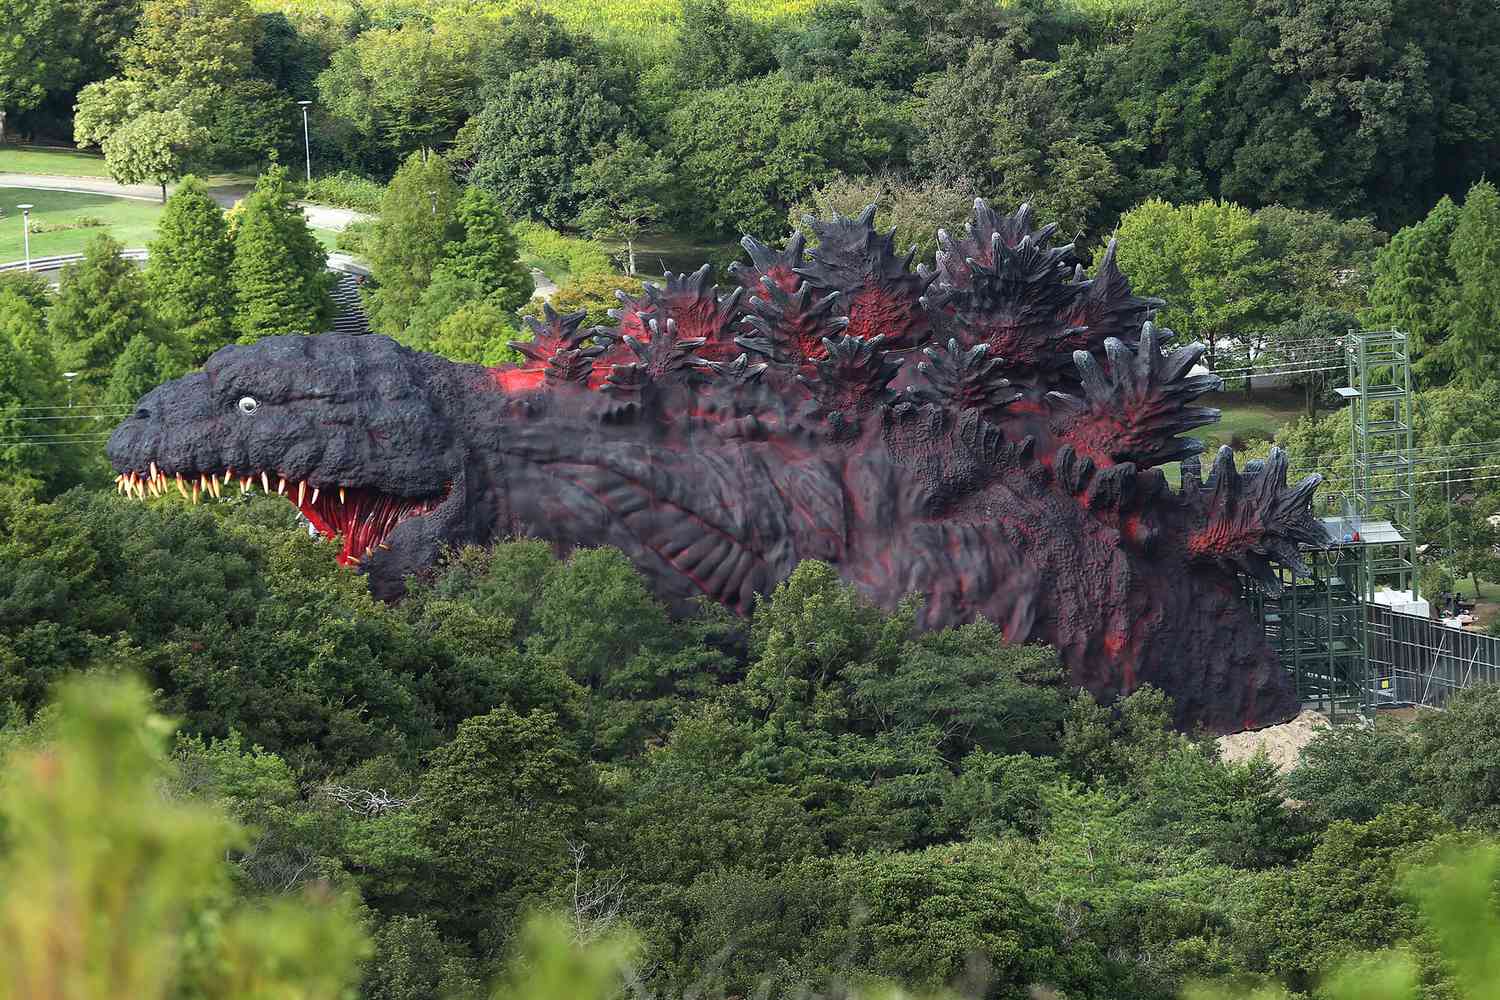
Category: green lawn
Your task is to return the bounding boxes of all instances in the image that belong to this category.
[0,187,338,263]
[1198,390,1307,454]
[0,146,112,178]
[1161,390,1306,488]
[0,188,162,260]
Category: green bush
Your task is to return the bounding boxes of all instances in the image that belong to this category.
[519,271,644,329]
[303,171,387,214]
[512,220,614,280]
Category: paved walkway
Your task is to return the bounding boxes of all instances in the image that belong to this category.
[530,267,558,300]
[0,172,371,232]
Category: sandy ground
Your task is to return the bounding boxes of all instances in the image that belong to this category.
[1216,709,1331,773]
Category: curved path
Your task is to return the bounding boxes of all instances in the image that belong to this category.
[0,172,370,231]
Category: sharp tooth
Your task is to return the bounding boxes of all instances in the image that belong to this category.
[339,487,346,505]
[149,461,158,481]
[297,481,306,506]
[311,487,319,504]
[261,471,270,492]
[223,468,233,485]
[209,478,221,499]
[176,476,189,501]
[239,480,248,495]
[192,482,200,504]
[278,477,286,496]
[379,543,390,551]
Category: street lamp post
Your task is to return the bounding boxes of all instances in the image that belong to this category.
[62,372,77,409]
[298,101,313,183]
[17,204,32,270]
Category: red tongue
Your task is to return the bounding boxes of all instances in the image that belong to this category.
[293,488,427,566]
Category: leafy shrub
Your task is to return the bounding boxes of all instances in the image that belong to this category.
[28,215,107,234]
[520,271,644,328]
[335,218,377,258]
[303,170,388,213]
[512,220,614,280]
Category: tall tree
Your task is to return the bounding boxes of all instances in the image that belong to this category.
[573,135,674,276]
[667,0,775,92]
[441,187,534,313]
[1365,195,1461,386]
[99,108,207,202]
[0,676,369,999]
[0,290,69,491]
[0,0,83,115]
[667,76,910,239]
[230,165,334,342]
[105,333,183,410]
[146,176,236,362]
[1447,180,1500,387]
[791,172,981,263]
[363,151,460,336]
[315,22,482,172]
[916,44,1119,244]
[123,0,256,95]
[49,232,165,388]
[1114,198,1283,371]
[465,59,630,229]
[1253,205,1387,314]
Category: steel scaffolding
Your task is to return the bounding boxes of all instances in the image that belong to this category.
[1336,329,1418,601]
[1247,520,1372,722]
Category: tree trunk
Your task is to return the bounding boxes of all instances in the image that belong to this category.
[160,181,167,204]
[626,238,636,277]
[1474,572,1482,598]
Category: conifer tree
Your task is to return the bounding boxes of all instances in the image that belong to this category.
[48,232,167,389]
[1448,180,1500,387]
[0,291,68,490]
[1366,195,1461,385]
[230,165,335,342]
[364,151,461,335]
[146,175,237,362]
[106,334,185,410]
[443,187,534,313]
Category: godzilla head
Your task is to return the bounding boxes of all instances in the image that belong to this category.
[108,334,472,596]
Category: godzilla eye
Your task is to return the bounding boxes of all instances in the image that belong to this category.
[237,396,259,415]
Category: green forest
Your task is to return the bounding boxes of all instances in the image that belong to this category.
[6,0,1500,995]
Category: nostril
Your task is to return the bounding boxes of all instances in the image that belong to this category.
[135,407,150,420]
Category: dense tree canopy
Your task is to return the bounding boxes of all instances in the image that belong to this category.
[667,76,911,238]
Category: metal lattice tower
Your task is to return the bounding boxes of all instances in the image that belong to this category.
[1336,329,1418,602]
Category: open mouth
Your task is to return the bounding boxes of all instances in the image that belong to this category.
[114,464,447,566]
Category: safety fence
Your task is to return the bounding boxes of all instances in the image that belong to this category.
[1367,605,1500,710]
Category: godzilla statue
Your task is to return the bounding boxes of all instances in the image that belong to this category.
[107,201,1326,732]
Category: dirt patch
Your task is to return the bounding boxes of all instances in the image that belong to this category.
[1216,709,1331,773]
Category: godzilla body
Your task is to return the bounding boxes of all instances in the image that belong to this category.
[108,202,1326,732]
